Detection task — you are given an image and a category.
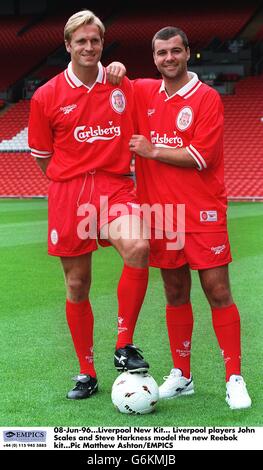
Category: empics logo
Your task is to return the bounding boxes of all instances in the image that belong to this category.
[5,432,16,438]
[74,122,121,143]
[3,430,46,442]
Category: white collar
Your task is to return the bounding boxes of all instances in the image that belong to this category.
[66,61,104,88]
[159,72,200,98]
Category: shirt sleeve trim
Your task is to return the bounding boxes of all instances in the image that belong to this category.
[186,144,207,171]
[185,146,202,171]
[30,148,52,159]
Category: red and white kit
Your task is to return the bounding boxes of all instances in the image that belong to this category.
[134,73,231,269]
[29,62,137,256]
[29,62,134,180]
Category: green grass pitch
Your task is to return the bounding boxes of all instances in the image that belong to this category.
[0,199,262,427]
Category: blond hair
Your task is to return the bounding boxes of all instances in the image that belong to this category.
[64,10,105,42]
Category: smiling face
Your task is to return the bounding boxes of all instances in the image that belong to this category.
[65,23,104,71]
[153,34,190,82]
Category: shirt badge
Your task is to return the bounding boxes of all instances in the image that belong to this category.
[176,106,193,131]
[200,210,218,222]
[110,89,126,113]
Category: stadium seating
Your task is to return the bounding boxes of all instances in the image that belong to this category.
[32,64,64,82]
[0,3,121,91]
[0,100,48,196]
[0,15,65,91]
[0,74,262,198]
[0,100,30,150]
[255,25,263,40]
[0,4,262,199]
[105,8,256,48]
[222,75,263,199]
[0,152,48,197]
[104,5,259,78]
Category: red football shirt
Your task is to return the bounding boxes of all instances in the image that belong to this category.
[134,73,227,232]
[28,62,134,181]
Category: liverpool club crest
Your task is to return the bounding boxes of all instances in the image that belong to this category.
[110,89,126,114]
[176,106,193,131]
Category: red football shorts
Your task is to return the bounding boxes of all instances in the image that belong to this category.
[48,171,139,257]
[149,230,232,270]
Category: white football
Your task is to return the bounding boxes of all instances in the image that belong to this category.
[111,372,159,414]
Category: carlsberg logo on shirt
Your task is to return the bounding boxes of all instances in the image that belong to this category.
[74,123,121,143]
[150,131,183,148]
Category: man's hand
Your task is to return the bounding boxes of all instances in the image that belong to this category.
[129,135,157,158]
[36,157,51,175]
[129,135,197,167]
[106,62,126,85]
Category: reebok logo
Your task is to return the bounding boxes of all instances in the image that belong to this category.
[147,109,155,116]
[211,244,226,255]
[60,104,77,114]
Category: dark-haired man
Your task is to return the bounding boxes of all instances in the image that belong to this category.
[130,27,251,410]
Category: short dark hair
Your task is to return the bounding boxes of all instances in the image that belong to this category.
[152,27,189,51]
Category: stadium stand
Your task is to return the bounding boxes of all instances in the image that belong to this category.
[32,64,64,82]
[223,75,263,200]
[0,2,262,199]
[0,1,122,92]
[0,152,48,197]
[1,74,262,199]
[0,14,65,91]
[255,25,263,40]
[0,100,30,150]
[103,5,260,78]
[0,100,48,195]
